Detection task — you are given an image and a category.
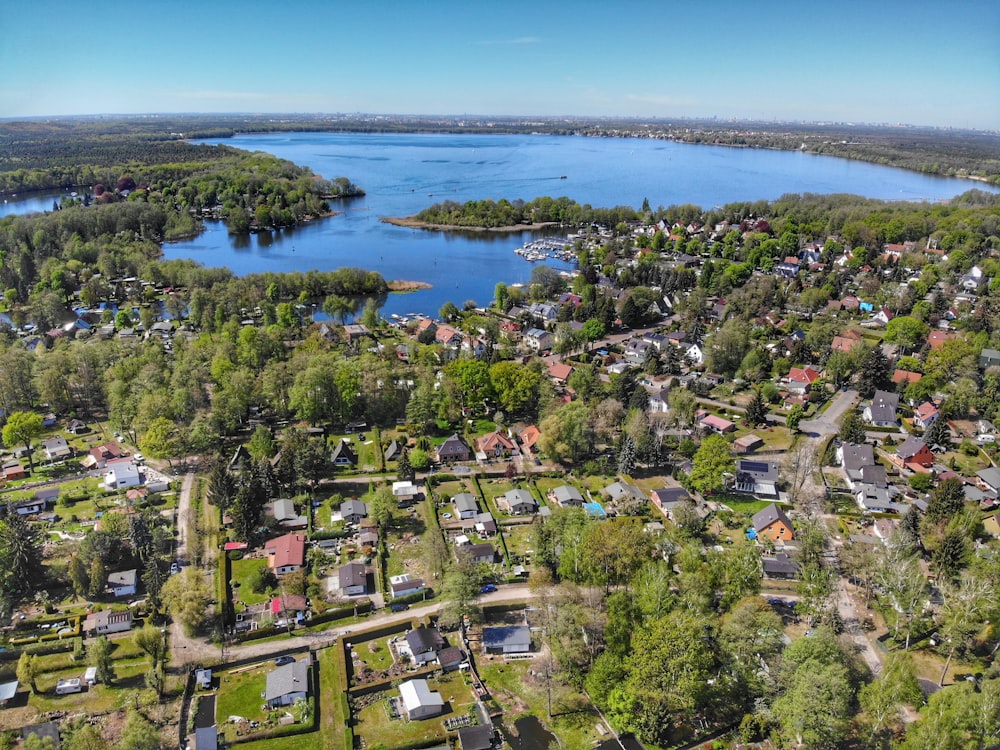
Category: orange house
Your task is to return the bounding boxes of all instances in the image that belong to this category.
[751,504,795,543]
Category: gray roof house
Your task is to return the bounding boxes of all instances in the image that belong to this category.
[980,348,1000,370]
[482,626,531,654]
[977,467,1000,493]
[864,390,900,427]
[497,489,537,515]
[459,542,496,565]
[265,660,310,708]
[339,499,368,524]
[337,560,368,596]
[856,484,893,512]
[405,626,445,665]
[602,481,646,503]
[452,492,480,519]
[436,434,472,463]
[330,439,357,467]
[838,442,876,487]
[548,485,584,507]
[734,460,779,497]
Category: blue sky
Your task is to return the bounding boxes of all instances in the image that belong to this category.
[2,0,997,129]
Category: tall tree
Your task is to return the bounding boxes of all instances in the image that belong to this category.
[0,512,43,595]
[744,388,768,428]
[857,346,891,398]
[89,635,115,684]
[1,411,44,472]
[859,651,921,748]
[688,434,735,495]
[16,653,38,694]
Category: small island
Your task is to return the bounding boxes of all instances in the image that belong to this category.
[381,215,557,233]
[387,279,432,292]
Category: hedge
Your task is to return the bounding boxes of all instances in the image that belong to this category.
[0,637,80,662]
[389,589,435,607]
[311,529,350,541]
[305,601,373,627]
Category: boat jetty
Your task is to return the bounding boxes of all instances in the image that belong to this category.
[513,237,576,263]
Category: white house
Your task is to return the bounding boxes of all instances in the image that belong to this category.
[84,609,134,635]
[398,679,444,720]
[686,343,704,366]
[104,459,142,490]
[265,660,310,708]
[107,569,137,598]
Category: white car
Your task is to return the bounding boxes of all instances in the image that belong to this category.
[133,452,145,462]
[169,562,179,575]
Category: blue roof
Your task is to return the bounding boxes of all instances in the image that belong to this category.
[0,680,18,702]
[583,502,606,518]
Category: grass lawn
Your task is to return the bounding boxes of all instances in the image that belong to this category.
[354,638,396,672]
[499,524,536,564]
[231,558,272,605]
[715,496,773,516]
[355,671,473,749]
[385,504,429,579]
[479,661,606,749]
[214,658,318,743]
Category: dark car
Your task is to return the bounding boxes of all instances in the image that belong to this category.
[390,603,409,612]
[274,656,295,666]
[481,584,497,593]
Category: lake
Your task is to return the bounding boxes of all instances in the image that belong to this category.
[6,132,994,318]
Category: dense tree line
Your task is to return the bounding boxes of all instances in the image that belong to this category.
[414,196,639,228]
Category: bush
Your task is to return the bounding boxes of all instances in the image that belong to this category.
[227,550,244,561]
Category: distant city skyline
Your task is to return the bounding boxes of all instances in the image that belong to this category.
[2,0,997,131]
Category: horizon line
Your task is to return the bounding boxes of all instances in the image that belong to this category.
[1,111,997,136]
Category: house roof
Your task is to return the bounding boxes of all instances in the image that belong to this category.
[896,436,929,461]
[107,569,137,587]
[752,503,792,533]
[340,499,368,518]
[337,561,367,589]
[330,439,357,465]
[650,487,691,507]
[700,414,735,432]
[977,467,1000,490]
[550,486,584,505]
[603,481,645,501]
[0,681,17,703]
[399,679,443,712]
[787,367,820,384]
[457,725,495,750]
[841,442,875,473]
[452,493,479,513]
[437,434,471,457]
[519,425,541,449]
[733,434,764,450]
[501,489,536,508]
[271,595,308,614]
[892,369,922,384]
[460,543,495,562]
[914,402,938,421]
[266,533,306,569]
[867,390,899,422]
[762,552,799,576]
[406,626,445,654]
[264,661,309,701]
[482,626,531,650]
[477,431,515,453]
[438,646,464,666]
[547,362,573,381]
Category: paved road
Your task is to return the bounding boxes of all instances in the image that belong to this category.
[169,585,537,667]
[799,389,859,437]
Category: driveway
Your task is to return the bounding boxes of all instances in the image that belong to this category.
[799,389,858,437]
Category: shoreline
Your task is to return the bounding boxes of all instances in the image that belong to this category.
[381,216,560,233]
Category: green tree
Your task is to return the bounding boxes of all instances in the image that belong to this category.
[139,417,180,465]
[245,425,276,462]
[88,557,106,600]
[884,316,930,352]
[858,346,891,399]
[89,635,115,685]
[160,568,211,636]
[744,388,768,427]
[539,400,593,464]
[16,653,38,693]
[1,411,44,472]
[439,561,482,627]
[786,403,804,431]
[688,434,735,495]
[773,659,853,749]
[0,512,43,596]
[839,410,867,445]
[859,650,922,747]
[397,449,414,482]
[118,710,159,750]
[132,625,166,666]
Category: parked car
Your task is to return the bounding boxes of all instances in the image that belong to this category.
[274,656,295,666]
[169,562,179,575]
[390,603,409,612]
[481,584,497,593]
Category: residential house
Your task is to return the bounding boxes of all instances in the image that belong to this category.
[523,328,553,352]
[785,367,821,393]
[838,442,876,489]
[927,330,955,350]
[264,660,310,709]
[977,467,1000,494]
[42,436,71,461]
[337,561,368,596]
[624,338,652,365]
[650,487,691,513]
[983,513,1000,539]
[548,485,584,508]
[733,460,780,497]
[389,573,425,599]
[831,335,862,354]
[962,265,987,291]
[686,343,705,366]
[340,499,368,524]
[856,481,894,512]
[459,542,496,565]
[895,436,935,469]
[405,626,445,665]
[496,489,536,515]
[271,595,308,621]
[398,679,444,721]
[434,325,463,346]
[392,481,420,504]
[477,431,516,460]
[438,646,465,672]
[452,493,480,519]
[84,609,133,635]
[482,626,532,655]
[603,481,646,504]
[271,498,307,530]
[107,569,137,598]
[913,402,939,430]
[436,434,472,463]
[384,440,402,462]
[648,387,671,414]
[871,308,894,326]
[518,425,541,455]
[343,324,369,342]
[980,348,1000,370]
[864,391,899,427]
[762,552,799,580]
[104,459,141,490]
[547,361,573,384]
[700,414,736,434]
[751,504,794,543]
[2,464,26,482]
[265,533,306,575]
[84,442,124,469]
[892,369,923,387]
[733,434,764,454]
[457,725,496,750]
[330,439,357,468]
